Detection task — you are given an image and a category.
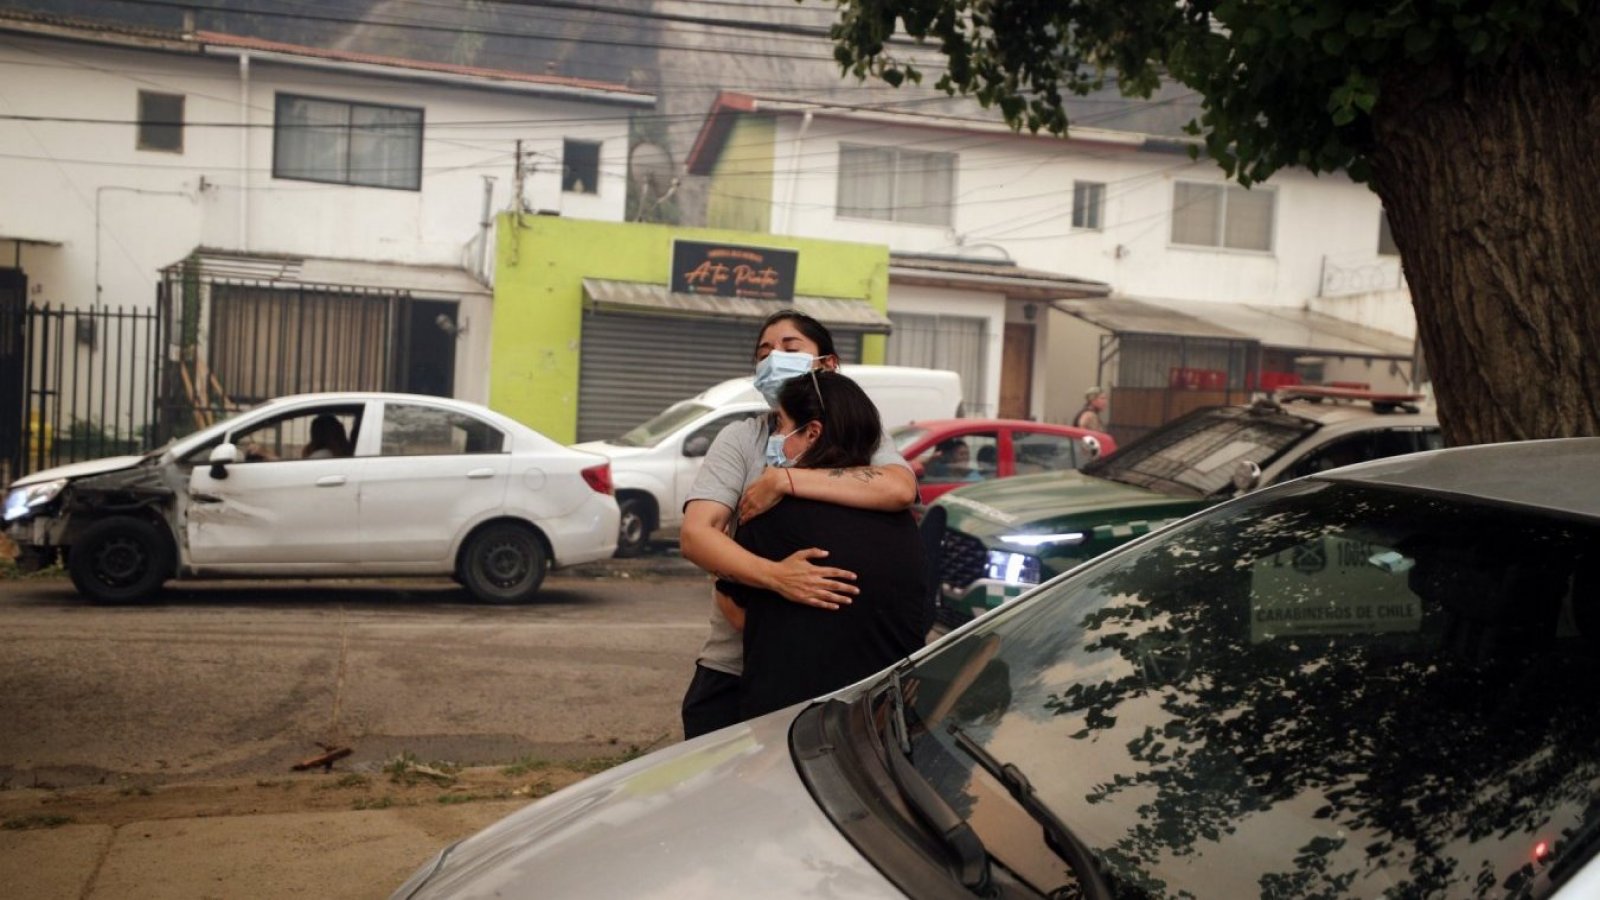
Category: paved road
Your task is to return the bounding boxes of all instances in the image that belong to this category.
[0,571,713,789]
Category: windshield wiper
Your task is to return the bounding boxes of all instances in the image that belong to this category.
[877,670,991,892]
[947,724,1109,898]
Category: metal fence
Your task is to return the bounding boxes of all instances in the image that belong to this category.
[5,301,167,482]
[152,263,425,446]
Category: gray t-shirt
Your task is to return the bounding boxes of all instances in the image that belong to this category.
[683,413,911,675]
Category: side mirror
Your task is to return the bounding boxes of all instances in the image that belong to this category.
[683,435,712,458]
[1232,460,1263,494]
[1080,434,1102,461]
[208,442,239,480]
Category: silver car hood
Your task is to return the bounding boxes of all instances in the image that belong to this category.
[8,455,146,488]
[401,704,901,899]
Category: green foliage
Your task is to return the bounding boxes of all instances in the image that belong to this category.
[830,0,1600,185]
[2,814,73,830]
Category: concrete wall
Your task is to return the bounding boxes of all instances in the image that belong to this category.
[759,115,1413,324]
[490,215,891,442]
[1044,310,1111,426]
[0,33,636,315]
[705,115,775,235]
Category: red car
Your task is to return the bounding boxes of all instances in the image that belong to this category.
[891,418,1118,505]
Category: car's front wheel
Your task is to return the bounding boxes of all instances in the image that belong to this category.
[67,516,174,603]
[459,522,548,603]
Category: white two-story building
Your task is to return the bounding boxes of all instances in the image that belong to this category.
[688,91,1416,435]
[0,9,651,478]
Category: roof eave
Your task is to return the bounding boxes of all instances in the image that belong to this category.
[889,267,1111,301]
[198,44,654,107]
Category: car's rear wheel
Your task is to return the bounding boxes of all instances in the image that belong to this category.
[614,496,651,558]
[459,522,547,604]
[67,516,174,604]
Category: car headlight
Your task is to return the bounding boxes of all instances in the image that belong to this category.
[4,479,67,522]
[998,531,1085,549]
[985,550,1042,586]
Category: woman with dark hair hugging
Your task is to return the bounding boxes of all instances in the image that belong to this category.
[716,370,931,721]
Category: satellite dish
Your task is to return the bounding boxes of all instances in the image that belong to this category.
[628,141,676,221]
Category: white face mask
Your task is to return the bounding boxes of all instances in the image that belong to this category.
[753,350,815,407]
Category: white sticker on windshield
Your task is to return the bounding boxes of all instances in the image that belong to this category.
[1191,440,1263,475]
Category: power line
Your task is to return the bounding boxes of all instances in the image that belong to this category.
[96,0,896,65]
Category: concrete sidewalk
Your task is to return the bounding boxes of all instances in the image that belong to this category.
[0,765,590,900]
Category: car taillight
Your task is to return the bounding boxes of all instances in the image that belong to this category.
[581,463,613,495]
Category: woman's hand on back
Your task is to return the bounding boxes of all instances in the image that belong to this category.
[765,548,857,610]
[738,467,789,524]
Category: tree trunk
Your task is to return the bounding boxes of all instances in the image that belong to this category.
[1369,58,1600,445]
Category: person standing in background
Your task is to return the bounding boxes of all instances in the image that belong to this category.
[1075,386,1108,432]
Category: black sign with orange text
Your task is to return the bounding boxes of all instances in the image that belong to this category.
[670,240,798,301]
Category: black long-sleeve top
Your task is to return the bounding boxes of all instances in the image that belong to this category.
[718,497,931,721]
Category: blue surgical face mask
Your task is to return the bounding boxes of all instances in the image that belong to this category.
[754,350,815,407]
[764,426,803,468]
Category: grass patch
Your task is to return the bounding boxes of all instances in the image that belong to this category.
[352,796,395,811]
[0,560,66,581]
[500,755,553,778]
[3,814,74,830]
[383,752,459,786]
[435,793,482,805]
[118,785,154,797]
[569,735,667,775]
[318,773,369,791]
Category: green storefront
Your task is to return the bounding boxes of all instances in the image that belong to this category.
[490,215,892,443]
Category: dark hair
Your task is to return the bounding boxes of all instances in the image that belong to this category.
[777,370,880,470]
[751,309,837,363]
[303,414,352,458]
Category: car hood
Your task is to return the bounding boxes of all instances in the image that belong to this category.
[7,455,147,489]
[400,706,898,899]
[569,440,653,460]
[934,470,1202,538]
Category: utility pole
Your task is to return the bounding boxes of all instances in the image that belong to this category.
[512,139,526,227]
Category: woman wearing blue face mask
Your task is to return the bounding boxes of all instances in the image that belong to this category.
[714,370,930,721]
[677,310,918,739]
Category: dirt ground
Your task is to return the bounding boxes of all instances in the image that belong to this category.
[0,756,623,899]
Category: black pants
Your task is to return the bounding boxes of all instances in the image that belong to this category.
[681,664,741,739]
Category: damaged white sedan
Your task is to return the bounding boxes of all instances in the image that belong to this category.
[3,393,619,603]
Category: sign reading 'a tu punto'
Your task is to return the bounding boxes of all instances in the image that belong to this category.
[670,240,798,301]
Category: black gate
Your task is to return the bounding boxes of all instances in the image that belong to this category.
[0,269,25,485]
[7,299,168,482]
[154,263,455,444]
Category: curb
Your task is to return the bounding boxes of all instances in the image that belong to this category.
[564,547,702,579]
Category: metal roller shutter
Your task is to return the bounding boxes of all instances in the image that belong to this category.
[577,311,861,442]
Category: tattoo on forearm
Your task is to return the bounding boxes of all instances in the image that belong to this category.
[827,466,885,484]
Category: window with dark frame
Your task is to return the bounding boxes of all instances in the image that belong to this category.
[137,91,185,153]
[272,93,423,191]
[1378,209,1400,256]
[1072,181,1105,230]
[563,139,601,194]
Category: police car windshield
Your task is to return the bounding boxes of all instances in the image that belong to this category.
[1084,405,1314,498]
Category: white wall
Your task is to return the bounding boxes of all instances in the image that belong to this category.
[768,116,1416,325]
[0,34,635,316]
[1044,309,1110,425]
